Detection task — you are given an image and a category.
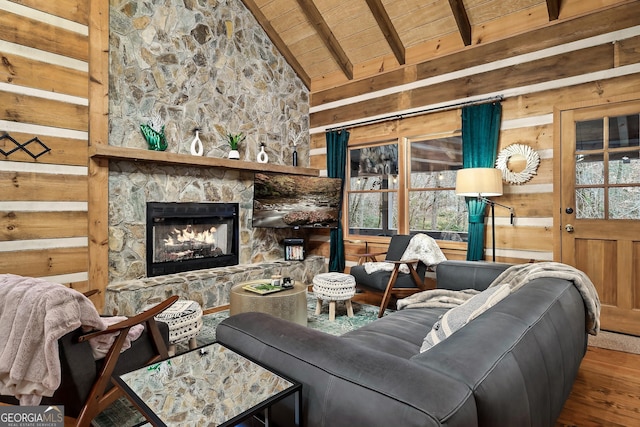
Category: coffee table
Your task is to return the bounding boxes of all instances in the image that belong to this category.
[230,280,308,326]
[113,342,302,427]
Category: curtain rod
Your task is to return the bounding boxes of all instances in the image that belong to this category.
[327,95,504,132]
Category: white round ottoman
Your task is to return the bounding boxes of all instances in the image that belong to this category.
[154,299,203,355]
[312,272,356,321]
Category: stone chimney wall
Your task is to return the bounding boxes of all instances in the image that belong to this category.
[107,0,310,284]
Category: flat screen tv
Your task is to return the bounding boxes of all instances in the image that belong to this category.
[252,172,343,229]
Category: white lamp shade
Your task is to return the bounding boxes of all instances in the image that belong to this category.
[455,168,503,197]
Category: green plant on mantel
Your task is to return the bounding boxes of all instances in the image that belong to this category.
[226,132,245,150]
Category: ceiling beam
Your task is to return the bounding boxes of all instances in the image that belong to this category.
[240,0,311,88]
[364,0,405,65]
[447,0,472,46]
[546,0,561,20]
[296,0,354,80]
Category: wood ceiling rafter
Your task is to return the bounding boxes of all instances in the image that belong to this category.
[297,0,354,80]
[447,0,472,46]
[546,0,561,20]
[240,0,311,88]
[364,0,406,65]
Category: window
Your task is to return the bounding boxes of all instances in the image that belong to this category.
[345,133,467,241]
[347,141,399,236]
[408,135,466,241]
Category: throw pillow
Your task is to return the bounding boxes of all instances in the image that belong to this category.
[420,284,511,353]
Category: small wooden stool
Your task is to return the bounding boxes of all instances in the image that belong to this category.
[312,272,356,321]
[154,299,203,356]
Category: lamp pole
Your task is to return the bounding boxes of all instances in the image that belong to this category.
[477,195,514,262]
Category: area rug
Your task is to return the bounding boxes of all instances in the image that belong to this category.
[588,330,640,355]
[92,293,383,427]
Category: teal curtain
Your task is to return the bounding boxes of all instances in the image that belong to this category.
[326,129,349,272]
[462,102,502,261]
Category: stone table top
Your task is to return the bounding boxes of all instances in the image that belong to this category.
[115,343,299,426]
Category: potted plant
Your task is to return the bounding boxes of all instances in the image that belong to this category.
[226,132,245,160]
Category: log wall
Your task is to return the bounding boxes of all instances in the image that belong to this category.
[306,1,640,267]
[0,0,91,293]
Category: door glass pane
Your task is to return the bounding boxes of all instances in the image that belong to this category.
[610,187,640,219]
[576,188,604,219]
[609,114,640,149]
[576,119,603,151]
[609,151,640,185]
[576,153,604,185]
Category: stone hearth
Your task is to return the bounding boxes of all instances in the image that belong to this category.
[104,255,326,316]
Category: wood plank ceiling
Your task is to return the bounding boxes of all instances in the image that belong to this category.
[239,0,569,91]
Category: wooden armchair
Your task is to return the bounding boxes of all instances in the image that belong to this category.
[0,279,178,427]
[349,235,436,317]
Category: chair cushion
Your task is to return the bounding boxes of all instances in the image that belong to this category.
[350,265,420,291]
[420,284,510,352]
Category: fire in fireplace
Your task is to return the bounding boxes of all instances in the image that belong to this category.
[146,202,239,277]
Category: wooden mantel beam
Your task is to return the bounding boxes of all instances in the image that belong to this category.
[297,0,354,80]
[364,0,406,65]
[240,0,311,88]
[447,0,472,46]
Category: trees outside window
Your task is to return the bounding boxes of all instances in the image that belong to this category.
[346,133,467,242]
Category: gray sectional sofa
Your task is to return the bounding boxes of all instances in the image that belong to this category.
[216,260,590,427]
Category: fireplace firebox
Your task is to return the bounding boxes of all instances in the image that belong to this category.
[146,202,239,277]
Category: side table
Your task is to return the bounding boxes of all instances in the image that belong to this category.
[230,280,308,326]
[113,342,302,427]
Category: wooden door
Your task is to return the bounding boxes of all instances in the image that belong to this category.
[559,99,640,336]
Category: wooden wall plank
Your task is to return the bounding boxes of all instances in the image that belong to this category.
[0,10,88,62]
[493,225,554,252]
[0,51,89,98]
[617,35,640,67]
[88,0,111,311]
[0,247,88,277]
[311,44,615,128]
[0,211,87,240]
[0,92,88,131]
[8,0,89,25]
[0,171,88,201]
[500,125,553,151]
[0,131,88,166]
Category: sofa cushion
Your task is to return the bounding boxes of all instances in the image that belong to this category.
[420,284,510,352]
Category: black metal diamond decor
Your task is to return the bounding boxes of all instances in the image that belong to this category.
[0,133,51,160]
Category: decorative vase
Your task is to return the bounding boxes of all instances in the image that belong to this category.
[190,130,203,156]
[257,143,268,163]
[228,149,240,160]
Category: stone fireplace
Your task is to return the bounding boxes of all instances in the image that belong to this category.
[103,0,325,314]
[146,202,239,277]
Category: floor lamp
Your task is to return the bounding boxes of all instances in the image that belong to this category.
[455,168,514,262]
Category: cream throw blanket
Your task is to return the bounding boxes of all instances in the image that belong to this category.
[488,262,601,335]
[398,262,601,336]
[0,274,142,405]
[364,233,446,274]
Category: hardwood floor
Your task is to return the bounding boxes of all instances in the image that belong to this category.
[556,346,640,427]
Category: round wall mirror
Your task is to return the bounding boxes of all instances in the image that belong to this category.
[496,144,540,185]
